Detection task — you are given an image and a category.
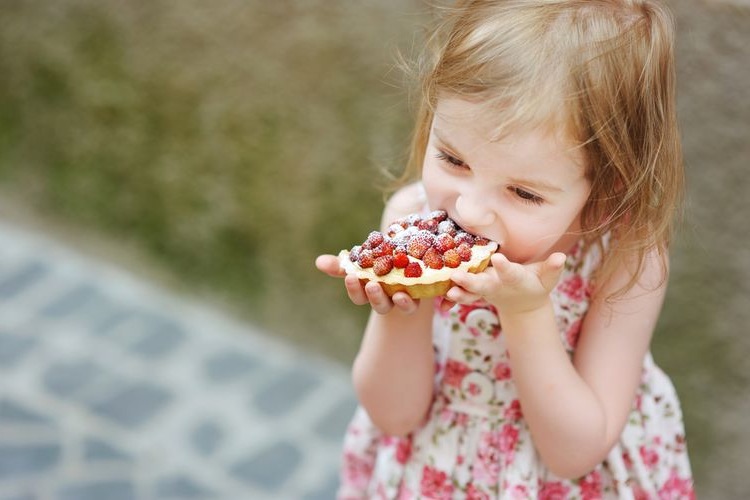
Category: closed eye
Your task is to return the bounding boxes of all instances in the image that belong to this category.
[510,186,544,205]
[435,150,467,169]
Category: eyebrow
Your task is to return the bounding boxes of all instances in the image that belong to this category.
[432,127,567,194]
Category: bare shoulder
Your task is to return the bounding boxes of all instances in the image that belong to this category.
[380,182,427,231]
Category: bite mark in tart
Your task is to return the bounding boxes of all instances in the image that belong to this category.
[339,210,499,299]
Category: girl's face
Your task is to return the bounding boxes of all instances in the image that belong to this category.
[422,97,591,264]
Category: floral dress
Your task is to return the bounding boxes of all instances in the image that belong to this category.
[338,240,694,499]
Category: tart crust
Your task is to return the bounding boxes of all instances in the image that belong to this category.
[338,241,498,299]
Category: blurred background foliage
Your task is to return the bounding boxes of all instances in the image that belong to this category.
[0,0,748,496]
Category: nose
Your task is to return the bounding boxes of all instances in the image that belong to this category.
[455,194,496,229]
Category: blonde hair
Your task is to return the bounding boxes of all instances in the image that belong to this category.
[400,0,683,297]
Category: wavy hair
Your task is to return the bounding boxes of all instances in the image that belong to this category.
[400,0,683,297]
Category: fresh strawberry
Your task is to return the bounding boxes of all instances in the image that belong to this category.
[454,232,475,246]
[393,251,409,269]
[428,210,448,222]
[437,220,457,236]
[434,233,456,253]
[474,236,491,246]
[372,240,394,258]
[364,231,385,249]
[407,230,435,259]
[373,255,394,276]
[423,246,444,269]
[387,224,405,237]
[417,218,439,232]
[357,249,374,268]
[456,242,472,261]
[443,249,461,268]
[404,261,423,278]
[349,245,362,262]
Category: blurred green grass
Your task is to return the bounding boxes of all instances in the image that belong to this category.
[1,0,748,496]
[0,0,423,361]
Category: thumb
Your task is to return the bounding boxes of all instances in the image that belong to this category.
[539,252,566,291]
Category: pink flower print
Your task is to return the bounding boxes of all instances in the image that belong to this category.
[507,484,530,500]
[658,470,695,500]
[493,361,512,381]
[444,359,471,387]
[579,470,603,500]
[565,318,582,349]
[504,399,523,421]
[559,274,588,301]
[342,451,374,490]
[420,465,454,500]
[466,483,491,500]
[539,481,571,500]
[395,437,412,465]
[473,431,502,486]
[639,445,660,469]
[458,304,479,323]
[499,423,520,457]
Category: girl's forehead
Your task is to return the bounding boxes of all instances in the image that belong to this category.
[432,97,578,151]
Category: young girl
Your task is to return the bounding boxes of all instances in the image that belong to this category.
[316,0,694,498]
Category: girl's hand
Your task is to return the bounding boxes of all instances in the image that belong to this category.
[447,252,567,314]
[314,254,421,315]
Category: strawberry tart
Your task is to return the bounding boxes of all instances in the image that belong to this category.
[339,210,499,299]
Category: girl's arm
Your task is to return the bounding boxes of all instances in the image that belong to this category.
[451,249,666,479]
[318,183,437,436]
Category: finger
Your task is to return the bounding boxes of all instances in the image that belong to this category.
[345,274,370,305]
[392,292,419,315]
[315,254,346,278]
[490,253,524,286]
[445,285,482,305]
[364,281,395,315]
[539,252,567,290]
[438,297,456,312]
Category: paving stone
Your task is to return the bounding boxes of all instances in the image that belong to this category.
[83,437,131,462]
[253,367,321,417]
[57,480,135,500]
[87,381,172,428]
[126,313,187,360]
[37,284,106,319]
[190,420,224,457]
[42,359,106,399]
[230,440,302,491]
[155,474,214,498]
[0,443,61,479]
[0,261,48,299]
[203,350,260,383]
[313,394,358,442]
[302,472,340,500]
[0,334,37,369]
[0,399,53,426]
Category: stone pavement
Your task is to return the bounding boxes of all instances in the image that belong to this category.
[0,219,357,500]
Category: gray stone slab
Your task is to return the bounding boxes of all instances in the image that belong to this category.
[0,333,37,369]
[57,480,135,500]
[37,283,105,319]
[0,443,61,479]
[313,394,358,442]
[154,475,214,498]
[0,261,48,299]
[230,441,302,491]
[42,359,106,399]
[127,316,187,361]
[189,420,224,457]
[253,367,321,417]
[87,381,172,428]
[0,399,54,426]
[83,437,131,462]
[203,350,260,383]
